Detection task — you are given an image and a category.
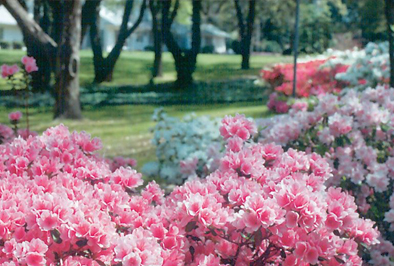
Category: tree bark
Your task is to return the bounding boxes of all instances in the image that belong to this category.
[81,0,101,46]
[234,0,256,70]
[89,0,147,84]
[386,0,394,88]
[162,0,201,89]
[2,0,54,93]
[54,0,82,119]
[19,0,51,93]
[88,1,104,80]
[33,0,41,23]
[2,0,84,120]
[53,0,82,119]
[149,0,163,78]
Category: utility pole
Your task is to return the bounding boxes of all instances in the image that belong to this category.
[292,0,300,97]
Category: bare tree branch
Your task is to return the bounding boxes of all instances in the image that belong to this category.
[0,0,57,54]
[234,0,245,38]
[126,0,147,36]
[81,0,101,44]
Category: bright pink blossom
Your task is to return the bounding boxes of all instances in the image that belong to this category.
[22,56,38,73]
[1,64,19,78]
[8,111,22,122]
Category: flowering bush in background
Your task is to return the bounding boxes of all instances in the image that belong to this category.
[142,108,223,184]
[261,59,348,98]
[0,111,37,144]
[263,42,391,115]
[258,86,394,263]
[1,56,39,133]
[332,42,390,90]
[0,116,379,265]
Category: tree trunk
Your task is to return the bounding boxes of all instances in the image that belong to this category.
[89,0,147,84]
[150,0,163,78]
[81,0,101,46]
[1,0,57,54]
[162,0,200,89]
[19,0,51,93]
[241,43,250,69]
[386,0,394,88]
[33,0,41,23]
[234,0,256,70]
[2,0,85,120]
[28,43,52,93]
[174,54,195,88]
[53,0,82,119]
[89,1,105,81]
[152,34,163,78]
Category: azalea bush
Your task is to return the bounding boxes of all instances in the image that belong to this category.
[261,59,348,99]
[0,114,379,265]
[267,92,317,114]
[332,42,390,90]
[142,109,223,184]
[0,111,37,144]
[258,86,394,263]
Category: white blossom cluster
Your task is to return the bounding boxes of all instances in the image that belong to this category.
[326,42,390,90]
[142,108,223,184]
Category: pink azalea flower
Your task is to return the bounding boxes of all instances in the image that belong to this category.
[21,56,38,73]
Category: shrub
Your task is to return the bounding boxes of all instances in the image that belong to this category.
[142,109,223,184]
[260,40,282,54]
[12,42,24,50]
[258,86,394,262]
[144,45,154,51]
[0,41,10,49]
[0,115,379,265]
[202,45,215,54]
[261,59,348,98]
[333,42,390,90]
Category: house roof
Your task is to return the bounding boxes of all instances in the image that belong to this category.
[0,5,231,39]
[0,6,18,26]
[201,24,231,38]
[100,7,123,26]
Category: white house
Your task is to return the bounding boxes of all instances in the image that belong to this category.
[0,4,230,54]
[200,24,230,54]
[0,6,24,45]
[83,6,231,54]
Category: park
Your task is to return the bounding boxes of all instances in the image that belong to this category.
[0,0,393,265]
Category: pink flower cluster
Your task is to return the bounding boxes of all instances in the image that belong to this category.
[8,111,22,122]
[21,56,38,73]
[261,59,348,98]
[0,116,379,265]
[258,86,394,262]
[1,56,38,79]
[106,156,137,172]
[220,114,257,141]
[267,92,290,113]
[1,65,19,78]
[0,112,36,144]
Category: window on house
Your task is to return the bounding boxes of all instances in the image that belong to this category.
[137,34,144,43]
[0,28,3,40]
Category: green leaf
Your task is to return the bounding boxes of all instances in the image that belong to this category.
[50,229,62,244]
[185,221,197,232]
[76,238,88,247]
[334,256,345,264]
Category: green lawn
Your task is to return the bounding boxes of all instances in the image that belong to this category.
[0,50,290,88]
[0,49,283,171]
[0,102,271,172]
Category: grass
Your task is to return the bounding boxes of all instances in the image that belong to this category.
[0,49,284,172]
[0,50,291,88]
[0,102,272,172]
